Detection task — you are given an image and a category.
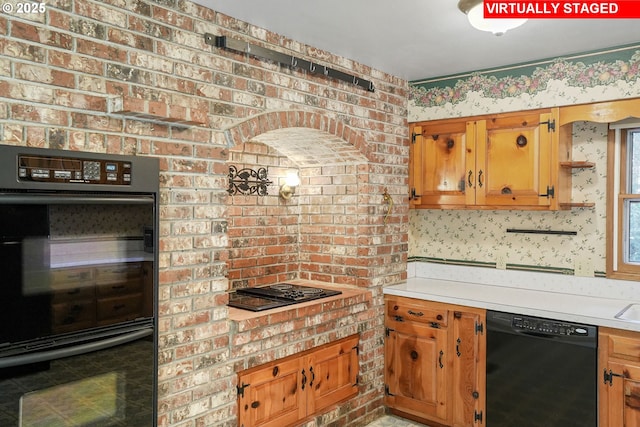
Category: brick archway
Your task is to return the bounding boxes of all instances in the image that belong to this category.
[223,110,373,162]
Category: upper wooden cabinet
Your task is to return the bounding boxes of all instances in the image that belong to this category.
[409,108,565,210]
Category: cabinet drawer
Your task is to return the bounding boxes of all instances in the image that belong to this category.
[52,300,96,329]
[603,328,640,361]
[96,278,143,297]
[386,297,448,327]
[97,294,143,322]
[51,285,95,303]
[95,263,142,283]
[50,267,94,287]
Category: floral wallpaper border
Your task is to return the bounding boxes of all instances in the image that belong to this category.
[410,44,640,109]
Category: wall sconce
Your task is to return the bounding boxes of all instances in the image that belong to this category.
[279,171,300,200]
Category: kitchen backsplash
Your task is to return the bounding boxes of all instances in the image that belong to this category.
[409,121,607,273]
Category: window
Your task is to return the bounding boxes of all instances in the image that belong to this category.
[608,124,640,279]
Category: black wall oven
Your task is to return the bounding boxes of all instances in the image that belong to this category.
[0,146,159,427]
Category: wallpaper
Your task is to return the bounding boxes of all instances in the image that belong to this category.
[409,45,640,122]
[49,205,152,239]
[407,45,640,274]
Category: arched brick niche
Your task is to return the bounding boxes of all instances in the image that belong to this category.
[223,110,374,163]
[225,112,373,289]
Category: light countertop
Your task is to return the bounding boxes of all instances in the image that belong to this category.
[384,262,640,332]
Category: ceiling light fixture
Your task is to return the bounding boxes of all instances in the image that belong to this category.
[458,0,527,36]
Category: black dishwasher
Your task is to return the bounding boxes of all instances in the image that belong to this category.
[486,310,597,427]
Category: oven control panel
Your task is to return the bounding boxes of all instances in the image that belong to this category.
[17,154,132,185]
[512,316,590,336]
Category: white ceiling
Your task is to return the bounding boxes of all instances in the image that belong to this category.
[193,0,640,82]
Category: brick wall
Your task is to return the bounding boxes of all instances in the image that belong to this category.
[1,1,408,425]
[227,141,300,289]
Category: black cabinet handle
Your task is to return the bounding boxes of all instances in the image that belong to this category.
[301,369,307,390]
[438,350,444,369]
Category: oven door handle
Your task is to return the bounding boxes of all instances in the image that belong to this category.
[0,328,153,369]
[0,194,154,205]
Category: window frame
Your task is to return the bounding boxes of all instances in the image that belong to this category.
[607,124,640,279]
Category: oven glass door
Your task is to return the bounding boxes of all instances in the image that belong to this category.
[0,327,155,427]
[0,194,155,349]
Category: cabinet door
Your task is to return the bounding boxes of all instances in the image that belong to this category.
[602,360,640,427]
[385,321,449,423]
[451,309,486,427]
[306,335,359,415]
[411,120,473,207]
[237,357,306,427]
[476,111,554,207]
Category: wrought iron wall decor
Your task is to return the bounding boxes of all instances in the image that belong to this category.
[204,34,375,93]
[228,165,273,196]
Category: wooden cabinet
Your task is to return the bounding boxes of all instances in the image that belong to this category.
[450,309,485,427]
[50,266,96,334]
[384,298,450,422]
[599,327,640,427]
[384,296,485,426]
[410,109,561,210]
[95,262,145,325]
[50,262,150,334]
[237,334,359,427]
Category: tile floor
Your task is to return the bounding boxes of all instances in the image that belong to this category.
[365,415,429,426]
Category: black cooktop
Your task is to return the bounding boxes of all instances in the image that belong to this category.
[228,283,342,312]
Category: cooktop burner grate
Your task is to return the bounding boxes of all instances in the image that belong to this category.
[228,283,342,311]
[270,284,293,291]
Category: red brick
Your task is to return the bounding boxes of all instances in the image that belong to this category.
[0,39,45,62]
[11,21,72,49]
[129,15,172,40]
[76,38,127,62]
[147,100,167,117]
[48,50,103,75]
[120,96,145,114]
[187,108,208,126]
[25,126,46,146]
[108,28,153,51]
[15,64,75,88]
[151,5,194,30]
[70,112,122,132]
[11,104,68,126]
[74,0,127,26]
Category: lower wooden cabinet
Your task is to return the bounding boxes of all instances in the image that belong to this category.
[384,296,485,427]
[599,327,640,427]
[50,261,150,334]
[237,334,359,427]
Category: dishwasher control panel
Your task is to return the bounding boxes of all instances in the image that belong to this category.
[512,316,590,336]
